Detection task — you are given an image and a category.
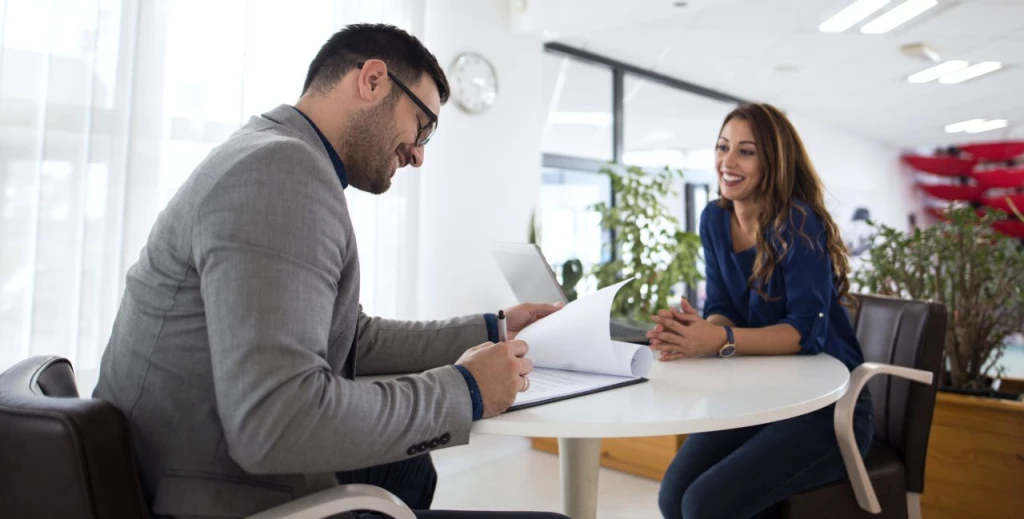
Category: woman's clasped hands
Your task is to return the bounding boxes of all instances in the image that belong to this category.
[647,299,729,361]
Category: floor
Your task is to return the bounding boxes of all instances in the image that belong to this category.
[431,433,662,518]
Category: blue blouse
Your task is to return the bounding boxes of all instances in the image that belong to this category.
[700,201,864,371]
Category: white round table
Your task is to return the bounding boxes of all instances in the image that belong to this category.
[472,354,850,519]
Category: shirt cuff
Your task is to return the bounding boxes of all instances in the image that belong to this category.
[455,365,484,421]
[483,313,499,343]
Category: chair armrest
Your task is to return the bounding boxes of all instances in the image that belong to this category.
[834,362,933,514]
[246,483,416,519]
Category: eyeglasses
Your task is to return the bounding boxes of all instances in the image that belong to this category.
[357,61,438,146]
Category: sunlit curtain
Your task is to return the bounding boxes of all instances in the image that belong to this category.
[0,0,423,374]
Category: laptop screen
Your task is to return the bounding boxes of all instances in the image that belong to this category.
[489,242,568,305]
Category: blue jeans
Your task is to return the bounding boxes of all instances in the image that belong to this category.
[658,390,874,519]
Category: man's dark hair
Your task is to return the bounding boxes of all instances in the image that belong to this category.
[303,23,450,104]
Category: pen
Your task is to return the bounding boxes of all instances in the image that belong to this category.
[497,310,508,342]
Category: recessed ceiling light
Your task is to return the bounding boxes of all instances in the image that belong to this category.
[967,120,1008,134]
[907,60,968,83]
[945,119,985,133]
[819,0,891,33]
[861,0,937,34]
[945,119,1009,134]
[938,61,1004,84]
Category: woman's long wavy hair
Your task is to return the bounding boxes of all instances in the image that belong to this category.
[716,103,852,307]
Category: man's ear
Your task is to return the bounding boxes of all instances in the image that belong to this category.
[357,59,389,102]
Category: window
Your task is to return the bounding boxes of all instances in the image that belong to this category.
[0,0,422,374]
[539,44,743,311]
[538,158,612,297]
[686,183,716,312]
[623,73,735,219]
[542,53,613,161]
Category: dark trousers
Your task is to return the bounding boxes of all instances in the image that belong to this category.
[337,454,569,519]
[657,390,875,519]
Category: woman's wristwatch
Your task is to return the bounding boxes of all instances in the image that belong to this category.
[719,326,737,357]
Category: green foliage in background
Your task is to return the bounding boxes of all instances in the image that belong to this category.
[560,259,583,302]
[528,210,584,302]
[591,164,703,323]
[852,205,1024,390]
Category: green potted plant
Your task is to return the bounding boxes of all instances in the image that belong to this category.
[590,163,703,324]
[853,205,1024,393]
[532,163,705,475]
[852,204,1024,519]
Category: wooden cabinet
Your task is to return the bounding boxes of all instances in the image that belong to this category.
[921,392,1024,519]
[531,435,684,481]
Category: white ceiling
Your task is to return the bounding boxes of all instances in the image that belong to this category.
[528,0,1024,149]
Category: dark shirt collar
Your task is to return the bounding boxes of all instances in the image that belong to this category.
[291,106,348,189]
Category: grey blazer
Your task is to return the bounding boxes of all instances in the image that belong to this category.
[92,105,487,518]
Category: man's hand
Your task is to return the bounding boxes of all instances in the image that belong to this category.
[455,340,533,418]
[503,302,563,340]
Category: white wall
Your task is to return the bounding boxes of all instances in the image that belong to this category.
[788,112,922,232]
[417,0,544,318]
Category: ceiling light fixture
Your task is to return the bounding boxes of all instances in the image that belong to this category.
[945,119,1009,134]
[819,0,891,33]
[861,0,937,34]
[938,61,1004,84]
[966,120,1008,134]
[907,60,968,83]
[944,119,984,133]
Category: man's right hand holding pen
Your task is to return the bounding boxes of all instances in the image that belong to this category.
[455,303,561,418]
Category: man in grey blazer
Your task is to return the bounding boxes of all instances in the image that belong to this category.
[93,24,568,519]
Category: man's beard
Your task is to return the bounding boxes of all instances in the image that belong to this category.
[345,100,400,195]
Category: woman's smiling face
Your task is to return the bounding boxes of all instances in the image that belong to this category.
[715,117,762,203]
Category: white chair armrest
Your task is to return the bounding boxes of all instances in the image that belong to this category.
[246,483,416,519]
[834,362,933,514]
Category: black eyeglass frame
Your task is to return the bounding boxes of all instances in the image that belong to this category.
[357,61,438,146]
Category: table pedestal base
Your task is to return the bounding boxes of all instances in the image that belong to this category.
[558,438,601,519]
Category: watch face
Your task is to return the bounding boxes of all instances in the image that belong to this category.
[720,344,736,357]
[450,52,497,114]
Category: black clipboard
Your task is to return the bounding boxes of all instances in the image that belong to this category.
[506,376,649,412]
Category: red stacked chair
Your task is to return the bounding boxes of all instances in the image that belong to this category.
[904,140,1024,237]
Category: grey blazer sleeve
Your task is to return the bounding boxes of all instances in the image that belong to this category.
[192,141,472,474]
[353,311,491,376]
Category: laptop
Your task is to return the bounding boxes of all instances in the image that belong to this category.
[488,242,650,343]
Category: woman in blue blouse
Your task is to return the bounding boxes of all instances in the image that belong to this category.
[648,103,874,519]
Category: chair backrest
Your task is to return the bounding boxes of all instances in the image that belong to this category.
[852,294,947,494]
[0,356,150,518]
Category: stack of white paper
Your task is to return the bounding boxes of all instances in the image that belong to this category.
[511,279,653,409]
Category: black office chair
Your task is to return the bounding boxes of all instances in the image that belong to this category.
[779,294,947,519]
[0,356,415,519]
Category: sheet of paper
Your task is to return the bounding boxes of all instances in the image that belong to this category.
[514,280,652,377]
[511,367,643,408]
